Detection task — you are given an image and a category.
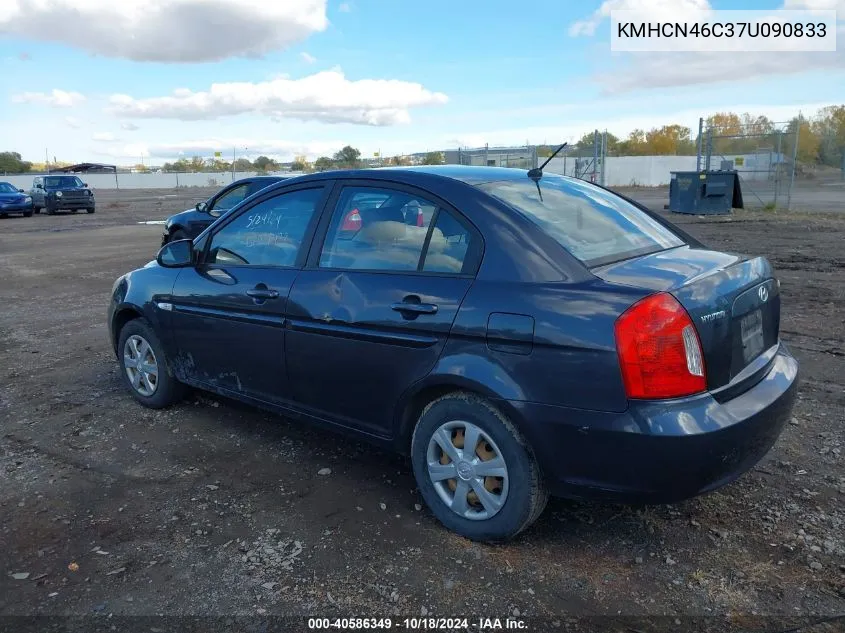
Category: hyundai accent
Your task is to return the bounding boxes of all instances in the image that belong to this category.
[107,165,798,542]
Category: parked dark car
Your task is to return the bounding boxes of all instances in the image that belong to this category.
[108,166,798,542]
[0,181,33,217]
[162,175,289,245]
[30,175,95,214]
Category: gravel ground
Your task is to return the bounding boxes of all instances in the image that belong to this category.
[0,187,843,630]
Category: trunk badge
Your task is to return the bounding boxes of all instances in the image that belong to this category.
[758,286,769,302]
[700,310,726,324]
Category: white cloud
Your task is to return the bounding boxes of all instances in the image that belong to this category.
[120,122,140,131]
[11,89,85,108]
[339,2,352,12]
[783,0,845,12]
[300,52,317,63]
[598,26,845,93]
[64,116,83,129]
[97,138,347,162]
[107,69,448,126]
[569,0,711,36]
[0,0,328,63]
[93,132,120,142]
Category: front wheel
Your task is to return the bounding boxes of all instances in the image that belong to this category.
[86,207,95,214]
[411,392,548,542]
[45,204,55,215]
[32,206,40,214]
[117,318,185,409]
[23,210,33,218]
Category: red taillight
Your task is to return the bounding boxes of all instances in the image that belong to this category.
[614,292,706,399]
[342,208,362,231]
[416,209,424,227]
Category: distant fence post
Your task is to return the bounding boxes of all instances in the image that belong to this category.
[787,119,800,210]
[696,117,704,172]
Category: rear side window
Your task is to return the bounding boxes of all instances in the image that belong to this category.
[479,175,684,267]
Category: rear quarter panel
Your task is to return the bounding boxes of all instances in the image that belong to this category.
[428,279,649,413]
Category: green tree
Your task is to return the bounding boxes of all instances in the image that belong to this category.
[290,160,307,171]
[233,158,254,171]
[812,105,845,167]
[253,155,278,171]
[422,151,444,165]
[788,116,820,164]
[0,151,33,173]
[333,145,361,167]
[188,156,206,172]
[314,156,335,171]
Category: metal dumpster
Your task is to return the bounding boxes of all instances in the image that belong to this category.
[669,170,744,215]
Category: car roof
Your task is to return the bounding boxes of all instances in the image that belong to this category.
[283,165,533,187]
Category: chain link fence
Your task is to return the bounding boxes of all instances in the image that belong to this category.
[701,119,798,209]
[444,145,538,169]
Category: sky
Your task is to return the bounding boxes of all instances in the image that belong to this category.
[0,0,842,166]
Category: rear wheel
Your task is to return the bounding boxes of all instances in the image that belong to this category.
[411,392,548,542]
[118,318,185,409]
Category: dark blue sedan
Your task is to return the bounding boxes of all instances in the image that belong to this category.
[0,181,33,217]
[162,175,289,245]
[107,166,798,542]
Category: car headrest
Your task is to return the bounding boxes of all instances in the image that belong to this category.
[357,220,406,244]
[359,205,405,225]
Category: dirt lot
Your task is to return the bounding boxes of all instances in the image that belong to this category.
[0,187,843,630]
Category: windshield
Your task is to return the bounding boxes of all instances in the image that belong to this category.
[44,176,84,188]
[0,183,19,193]
[479,174,685,267]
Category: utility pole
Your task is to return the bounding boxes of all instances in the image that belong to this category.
[232,147,236,180]
[45,148,49,173]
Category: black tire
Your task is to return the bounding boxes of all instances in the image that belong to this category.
[411,392,548,543]
[71,209,78,214]
[170,228,188,241]
[117,318,185,409]
[86,207,95,214]
[46,204,55,216]
[23,210,33,218]
[33,206,40,214]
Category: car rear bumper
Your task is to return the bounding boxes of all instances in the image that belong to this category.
[509,343,798,504]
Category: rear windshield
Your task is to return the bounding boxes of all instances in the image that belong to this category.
[479,175,685,267]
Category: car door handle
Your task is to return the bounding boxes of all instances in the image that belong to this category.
[391,301,438,315]
[246,287,279,299]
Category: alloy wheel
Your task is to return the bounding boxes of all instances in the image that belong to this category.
[123,334,159,397]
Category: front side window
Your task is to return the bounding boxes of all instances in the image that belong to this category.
[210,183,250,213]
[44,176,83,188]
[319,187,441,272]
[205,188,323,267]
[479,175,685,267]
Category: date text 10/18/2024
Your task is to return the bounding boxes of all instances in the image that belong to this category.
[307,617,528,630]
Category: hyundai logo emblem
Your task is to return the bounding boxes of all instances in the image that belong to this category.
[758,286,769,303]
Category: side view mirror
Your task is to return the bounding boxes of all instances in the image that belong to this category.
[196,201,208,213]
[18,188,24,193]
[156,239,194,268]
[83,183,88,187]
[35,184,43,189]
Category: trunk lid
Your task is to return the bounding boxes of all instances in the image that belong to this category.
[594,246,780,390]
